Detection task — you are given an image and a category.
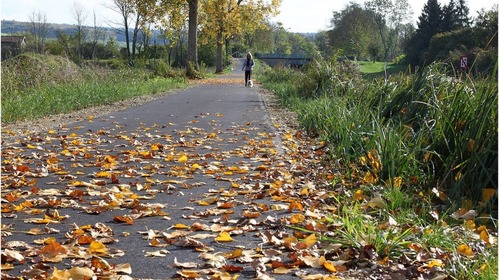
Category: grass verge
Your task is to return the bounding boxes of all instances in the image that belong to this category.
[1,54,189,124]
[257,56,498,279]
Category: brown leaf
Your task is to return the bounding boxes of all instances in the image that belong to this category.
[113,215,134,225]
[39,240,67,258]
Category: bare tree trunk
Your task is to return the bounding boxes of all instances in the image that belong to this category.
[186,0,199,77]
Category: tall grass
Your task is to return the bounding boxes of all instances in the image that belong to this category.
[259,56,498,212]
[1,54,188,124]
[260,56,497,279]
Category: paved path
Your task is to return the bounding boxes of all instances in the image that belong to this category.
[2,59,313,279]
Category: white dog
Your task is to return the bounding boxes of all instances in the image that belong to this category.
[248,80,253,87]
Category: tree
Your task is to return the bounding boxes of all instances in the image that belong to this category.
[365,0,411,77]
[250,22,275,53]
[200,0,281,73]
[455,0,471,28]
[328,3,379,60]
[28,10,48,53]
[187,0,200,76]
[272,22,291,55]
[108,0,134,63]
[72,2,88,64]
[404,0,442,66]
[90,10,104,61]
[441,0,470,32]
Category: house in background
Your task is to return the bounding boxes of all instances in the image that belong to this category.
[1,35,27,60]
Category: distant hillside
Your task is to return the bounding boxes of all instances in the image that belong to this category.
[1,20,124,42]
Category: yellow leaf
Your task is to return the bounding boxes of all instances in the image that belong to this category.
[51,267,71,280]
[178,154,188,163]
[353,189,363,201]
[324,261,337,272]
[174,223,190,229]
[222,248,243,259]
[198,196,218,206]
[88,241,108,255]
[363,171,378,184]
[215,232,233,242]
[426,259,444,268]
[392,176,403,188]
[464,219,475,230]
[457,244,474,257]
[1,263,14,270]
[289,213,305,224]
[94,171,111,178]
[300,187,309,196]
[482,188,496,202]
[302,233,318,249]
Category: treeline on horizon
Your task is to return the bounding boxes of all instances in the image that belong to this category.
[1,0,497,76]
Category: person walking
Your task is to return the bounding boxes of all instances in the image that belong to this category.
[242,52,255,87]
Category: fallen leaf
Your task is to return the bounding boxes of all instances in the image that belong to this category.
[114,215,134,225]
[174,257,199,268]
[39,240,67,258]
[324,260,337,272]
[215,232,234,242]
[457,244,474,257]
[88,241,109,255]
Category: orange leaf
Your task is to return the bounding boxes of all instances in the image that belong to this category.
[457,244,474,257]
[114,215,134,225]
[288,201,303,212]
[479,230,491,245]
[39,240,67,258]
[217,202,234,209]
[77,235,94,245]
[243,211,261,218]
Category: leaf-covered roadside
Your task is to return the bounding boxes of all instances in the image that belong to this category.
[2,87,497,280]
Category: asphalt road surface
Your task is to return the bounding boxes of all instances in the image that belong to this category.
[2,59,310,279]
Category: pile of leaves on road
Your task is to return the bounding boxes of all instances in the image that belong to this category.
[2,92,497,279]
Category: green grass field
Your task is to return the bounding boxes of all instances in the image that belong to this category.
[357,61,409,78]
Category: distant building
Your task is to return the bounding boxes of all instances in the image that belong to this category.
[1,35,27,60]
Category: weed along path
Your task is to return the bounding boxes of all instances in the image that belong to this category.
[1,59,336,279]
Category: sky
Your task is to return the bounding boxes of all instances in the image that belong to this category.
[0,0,495,33]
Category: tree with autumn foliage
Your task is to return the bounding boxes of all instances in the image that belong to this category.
[200,0,281,73]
